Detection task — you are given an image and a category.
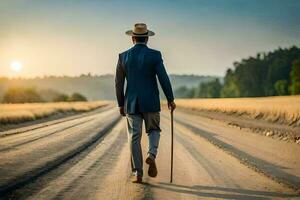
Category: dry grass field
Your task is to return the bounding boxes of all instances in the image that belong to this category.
[0,101,108,124]
[175,96,300,127]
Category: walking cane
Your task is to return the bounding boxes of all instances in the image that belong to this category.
[170,110,174,183]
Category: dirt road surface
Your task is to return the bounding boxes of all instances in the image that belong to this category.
[0,104,299,199]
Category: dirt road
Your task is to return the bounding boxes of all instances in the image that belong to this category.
[0,104,299,199]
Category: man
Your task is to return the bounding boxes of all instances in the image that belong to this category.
[115,23,176,183]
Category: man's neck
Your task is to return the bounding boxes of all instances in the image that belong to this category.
[134,42,147,45]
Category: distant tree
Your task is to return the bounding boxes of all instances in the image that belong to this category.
[69,93,87,102]
[196,79,222,98]
[2,87,44,103]
[221,69,240,98]
[221,46,300,97]
[38,89,64,102]
[265,59,287,95]
[189,88,197,98]
[80,73,92,77]
[289,58,300,95]
[274,80,289,96]
[234,56,267,97]
[53,94,69,102]
[174,86,194,98]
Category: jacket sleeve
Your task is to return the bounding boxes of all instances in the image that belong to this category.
[154,52,174,102]
[115,54,125,107]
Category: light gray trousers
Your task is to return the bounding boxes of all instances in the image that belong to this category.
[126,113,160,177]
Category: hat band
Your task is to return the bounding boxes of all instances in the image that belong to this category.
[132,31,149,35]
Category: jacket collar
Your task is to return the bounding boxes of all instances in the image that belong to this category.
[134,43,147,47]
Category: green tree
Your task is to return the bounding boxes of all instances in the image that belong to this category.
[274,80,289,95]
[264,46,300,95]
[197,79,222,98]
[69,93,87,102]
[53,94,69,102]
[2,87,44,103]
[38,89,64,102]
[221,69,240,97]
[174,86,195,98]
[234,56,267,97]
[221,46,300,97]
[289,58,300,95]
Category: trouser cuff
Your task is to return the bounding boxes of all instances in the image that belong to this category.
[147,152,156,160]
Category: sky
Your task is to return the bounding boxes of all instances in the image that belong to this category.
[0,0,300,78]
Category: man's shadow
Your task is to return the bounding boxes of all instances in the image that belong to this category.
[142,182,300,200]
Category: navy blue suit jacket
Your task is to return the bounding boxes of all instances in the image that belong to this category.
[115,44,174,114]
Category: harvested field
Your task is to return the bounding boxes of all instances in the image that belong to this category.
[174,96,300,127]
[0,101,108,124]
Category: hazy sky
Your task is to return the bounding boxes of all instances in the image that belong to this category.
[1,0,300,77]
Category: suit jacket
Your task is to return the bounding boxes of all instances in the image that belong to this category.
[115,43,174,114]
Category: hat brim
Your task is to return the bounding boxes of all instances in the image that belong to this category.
[125,30,155,37]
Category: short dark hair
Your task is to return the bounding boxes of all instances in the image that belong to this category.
[133,36,148,43]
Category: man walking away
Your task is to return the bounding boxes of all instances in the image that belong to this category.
[115,23,176,183]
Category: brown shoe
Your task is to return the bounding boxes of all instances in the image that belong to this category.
[131,175,143,183]
[146,156,158,177]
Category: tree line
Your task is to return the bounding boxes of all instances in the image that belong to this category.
[175,46,300,98]
[2,87,87,103]
[0,74,212,100]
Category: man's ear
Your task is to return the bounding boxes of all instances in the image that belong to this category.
[132,37,135,44]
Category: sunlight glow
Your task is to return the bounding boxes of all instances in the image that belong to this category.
[10,61,23,72]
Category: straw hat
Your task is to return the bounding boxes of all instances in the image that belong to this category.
[126,23,155,37]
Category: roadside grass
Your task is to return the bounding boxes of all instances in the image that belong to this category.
[174,96,300,127]
[0,101,108,125]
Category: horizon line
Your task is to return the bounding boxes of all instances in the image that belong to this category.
[0,73,222,80]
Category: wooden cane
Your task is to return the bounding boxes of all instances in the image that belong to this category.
[170,110,174,183]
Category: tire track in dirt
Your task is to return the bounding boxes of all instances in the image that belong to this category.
[0,109,121,196]
[0,106,113,152]
[11,119,150,200]
[172,126,239,188]
[27,120,127,200]
[173,115,300,192]
[142,112,299,199]
[0,118,95,152]
[161,116,242,188]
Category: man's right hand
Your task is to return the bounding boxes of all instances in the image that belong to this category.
[119,107,126,116]
[168,101,176,112]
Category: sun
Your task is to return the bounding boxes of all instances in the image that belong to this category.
[10,61,23,72]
